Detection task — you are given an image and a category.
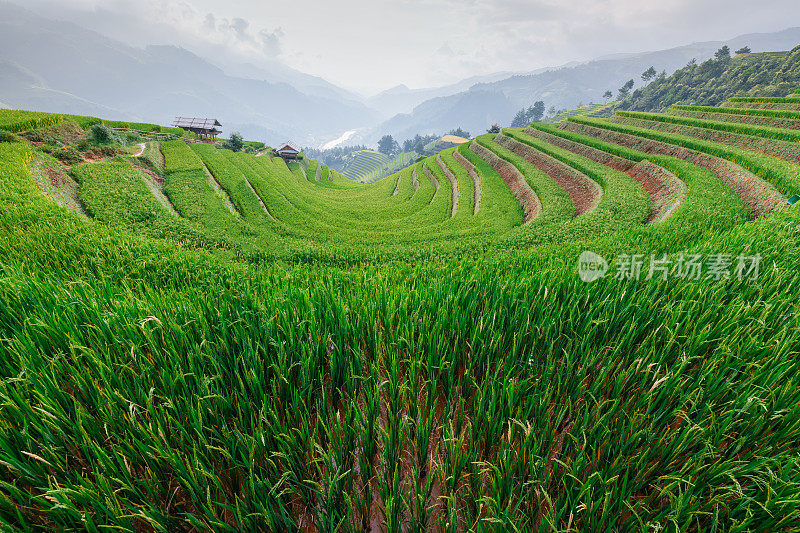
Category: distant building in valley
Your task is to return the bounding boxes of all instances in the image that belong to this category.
[172,117,222,142]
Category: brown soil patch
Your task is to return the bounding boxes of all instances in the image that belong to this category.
[412,168,420,193]
[561,121,785,219]
[452,150,481,214]
[436,154,459,217]
[526,127,687,223]
[497,133,601,217]
[470,139,541,222]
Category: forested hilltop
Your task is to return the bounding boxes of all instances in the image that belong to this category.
[620,45,800,111]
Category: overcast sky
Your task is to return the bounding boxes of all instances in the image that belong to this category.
[12,0,800,94]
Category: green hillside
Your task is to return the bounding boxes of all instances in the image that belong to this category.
[2,82,800,532]
[619,45,800,111]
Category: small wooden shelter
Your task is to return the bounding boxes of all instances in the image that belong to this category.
[276,141,301,161]
[172,117,222,141]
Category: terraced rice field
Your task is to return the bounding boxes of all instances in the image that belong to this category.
[2,93,800,531]
[342,149,416,182]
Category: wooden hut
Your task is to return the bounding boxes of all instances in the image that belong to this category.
[172,117,222,142]
[276,141,301,161]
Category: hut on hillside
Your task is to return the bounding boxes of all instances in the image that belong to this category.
[276,141,301,161]
[172,117,222,142]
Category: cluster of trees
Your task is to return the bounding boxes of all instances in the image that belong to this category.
[617,43,800,111]
[602,65,666,102]
[402,133,440,154]
[221,132,244,152]
[303,144,368,170]
[377,128,472,157]
[511,101,545,127]
[377,135,400,156]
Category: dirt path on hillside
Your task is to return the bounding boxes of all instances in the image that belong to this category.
[392,172,401,196]
[133,143,146,157]
[453,150,481,214]
[560,121,785,219]
[470,139,541,222]
[497,133,601,217]
[436,154,459,217]
[525,126,687,224]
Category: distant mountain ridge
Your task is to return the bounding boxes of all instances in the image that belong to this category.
[0,2,379,145]
[363,27,800,145]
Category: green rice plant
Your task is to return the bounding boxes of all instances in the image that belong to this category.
[101,120,162,132]
[306,158,319,182]
[496,129,650,247]
[2,133,800,529]
[71,160,219,248]
[728,96,800,104]
[671,104,800,120]
[3,93,800,531]
[616,109,800,142]
[0,110,63,133]
[190,143,273,226]
[570,115,800,197]
[613,112,800,165]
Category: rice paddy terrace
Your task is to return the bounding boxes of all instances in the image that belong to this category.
[2,91,800,531]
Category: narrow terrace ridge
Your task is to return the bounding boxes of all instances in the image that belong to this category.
[668,107,800,132]
[392,172,401,196]
[497,132,601,217]
[470,139,541,222]
[612,113,800,164]
[200,160,241,218]
[411,168,420,193]
[453,150,482,214]
[562,120,786,219]
[524,127,687,224]
[436,154,459,217]
[244,177,275,220]
[138,167,180,217]
[721,101,800,112]
[422,163,440,205]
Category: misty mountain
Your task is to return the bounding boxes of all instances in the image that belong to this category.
[0,2,379,145]
[218,59,365,104]
[366,72,516,119]
[367,27,800,145]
